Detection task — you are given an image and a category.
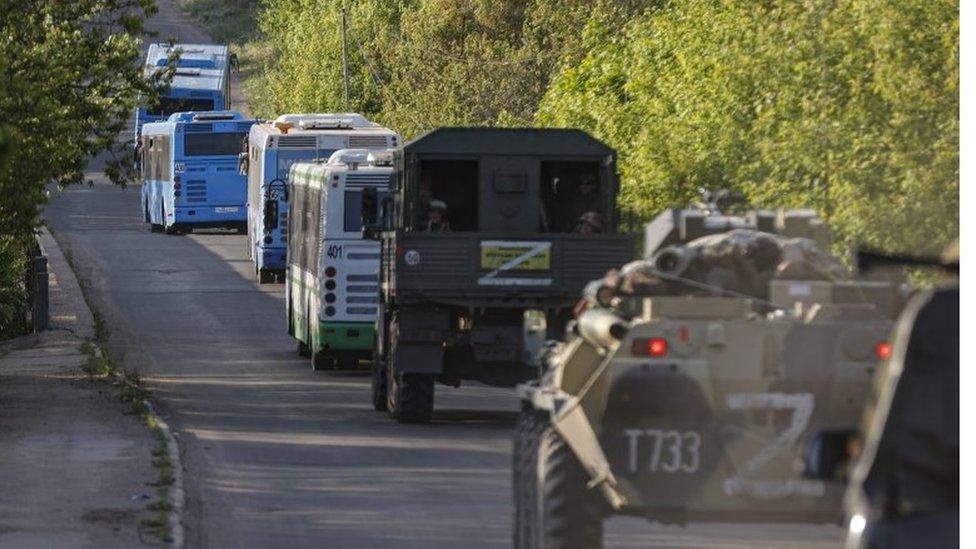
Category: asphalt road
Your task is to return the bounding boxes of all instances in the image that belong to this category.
[41,2,844,547]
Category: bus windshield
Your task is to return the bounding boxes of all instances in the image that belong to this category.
[184,132,248,156]
[146,97,215,116]
[344,189,391,232]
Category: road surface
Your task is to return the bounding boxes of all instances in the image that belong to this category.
[42,1,845,547]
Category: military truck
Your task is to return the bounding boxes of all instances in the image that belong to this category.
[511,199,903,548]
[367,128,634,423]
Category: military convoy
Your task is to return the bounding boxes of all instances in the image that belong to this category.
[366,128,634,423]
[511,198,905,548]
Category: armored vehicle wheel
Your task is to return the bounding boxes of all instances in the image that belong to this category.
[529,424,605,549]
[385,317,434,423]
[513,407,547,549]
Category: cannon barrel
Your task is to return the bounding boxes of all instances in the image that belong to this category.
[857,249,956,273]
[577,308,629,349]
[653,245,696,277]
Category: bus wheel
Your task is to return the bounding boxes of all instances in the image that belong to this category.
[258,269,275,284]
[148,203,163,233]
[311,348,333,371]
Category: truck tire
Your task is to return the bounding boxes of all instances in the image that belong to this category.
[370,314,388,411]
[385,317,434,423]
[530,424,604,549]
[370,358,387,411]
[513,407,546,549]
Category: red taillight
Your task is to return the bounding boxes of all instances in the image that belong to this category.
[325,266,337,278]
[395,243,405,261]
[875,341,892,360]
[632,337,668,358]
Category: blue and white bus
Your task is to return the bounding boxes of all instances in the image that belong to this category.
[136,43,231,143]
[140,111,256,234]
[241,113,399,283]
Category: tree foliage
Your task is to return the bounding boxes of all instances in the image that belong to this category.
[0,0,166,338]
[250,0,639,136]
[538,0,958,255]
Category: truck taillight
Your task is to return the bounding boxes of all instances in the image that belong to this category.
[875,341,892,360]
[632,337,668,358]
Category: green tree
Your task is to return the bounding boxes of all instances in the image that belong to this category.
[0,0,166,338]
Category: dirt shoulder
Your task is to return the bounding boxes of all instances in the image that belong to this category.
[0,229,160,547]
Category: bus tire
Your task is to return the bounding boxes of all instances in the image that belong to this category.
[258,269,275,284]
[370,358,387,411]
[311,347,332,371]
[529,425,605,549]
[148,203,163,233]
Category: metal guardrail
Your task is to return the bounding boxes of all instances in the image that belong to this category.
[27,236,49,333]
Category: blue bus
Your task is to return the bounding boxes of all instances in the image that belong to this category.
[136,44,231,143]
[241,113,399,283]
[140,111,256,234]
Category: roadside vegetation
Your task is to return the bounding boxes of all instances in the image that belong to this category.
[0,0,172,340]
[181,0,957,259]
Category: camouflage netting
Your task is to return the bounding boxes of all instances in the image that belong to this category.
[593,229,849,303]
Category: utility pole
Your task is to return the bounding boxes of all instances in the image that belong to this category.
[341,7,350,111]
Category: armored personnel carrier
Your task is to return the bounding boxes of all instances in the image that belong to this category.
[511,197,903,548]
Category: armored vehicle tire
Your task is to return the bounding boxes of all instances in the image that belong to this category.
[513,407,547,549]
[528,423,605,549]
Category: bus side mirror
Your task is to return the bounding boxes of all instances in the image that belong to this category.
[803,429,860,480]
[263,199,279,230]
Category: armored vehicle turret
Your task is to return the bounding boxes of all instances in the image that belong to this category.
[512,200,903,548]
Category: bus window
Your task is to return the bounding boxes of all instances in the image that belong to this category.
[146,97,215,116]
[344,189,389,232]
[184,132,249,156]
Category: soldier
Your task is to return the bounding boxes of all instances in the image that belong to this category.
[424,199,451,232]
[843,241,959,549]
[572,211,603,234]
[563,173,599,232]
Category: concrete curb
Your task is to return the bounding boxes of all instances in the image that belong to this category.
[45,227,186,547]
[145,400,187,549]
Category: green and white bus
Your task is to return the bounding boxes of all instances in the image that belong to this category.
[286,149,394,370]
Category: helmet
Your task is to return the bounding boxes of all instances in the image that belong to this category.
[578,211,603,229]
[429,199,447,211]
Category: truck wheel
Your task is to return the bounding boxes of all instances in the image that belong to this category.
[385,318,434,423]
[513,407,546,549]
[388,372,434,424]
[370,358,387,411]
[531,425,605,549]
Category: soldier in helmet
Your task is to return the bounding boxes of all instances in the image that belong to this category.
[573,211,603,234]
[424,199,451,232]
[842,240,959,548]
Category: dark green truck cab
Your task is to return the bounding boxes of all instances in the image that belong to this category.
[369,127,634,423]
